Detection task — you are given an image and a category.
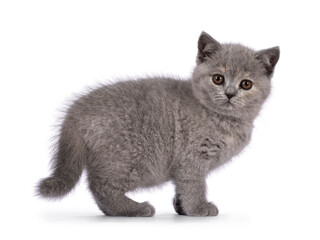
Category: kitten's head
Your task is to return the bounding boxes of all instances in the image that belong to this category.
[192,32,279,120]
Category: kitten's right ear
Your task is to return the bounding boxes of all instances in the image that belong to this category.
[197,31,221,64]
[255,47,280,76]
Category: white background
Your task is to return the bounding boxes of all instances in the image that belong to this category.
[1,0,319,239]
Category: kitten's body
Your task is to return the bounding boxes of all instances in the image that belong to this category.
[37,32,279,217]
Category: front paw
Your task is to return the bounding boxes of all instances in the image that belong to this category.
[173,195,187,215]
[187,202,219,216]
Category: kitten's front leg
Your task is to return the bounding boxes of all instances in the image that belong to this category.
[173,179,218,216]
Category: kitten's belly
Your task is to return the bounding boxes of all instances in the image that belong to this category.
[81,112,173,186]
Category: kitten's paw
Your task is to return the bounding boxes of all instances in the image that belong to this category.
[173,196,186,215]
[187,202,219,216]
[100,201,155,217]
[133,202,155,217]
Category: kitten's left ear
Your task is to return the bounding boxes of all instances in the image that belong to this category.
[255,47,280,76]
[197,31,221,64]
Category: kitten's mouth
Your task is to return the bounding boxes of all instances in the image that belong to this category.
[214,99,238,111]
[223,101,235,108]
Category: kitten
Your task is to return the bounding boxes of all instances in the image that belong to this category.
[37,32,280,217]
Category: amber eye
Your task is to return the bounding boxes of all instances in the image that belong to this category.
[212,74,224,85]
[240,80,253,90]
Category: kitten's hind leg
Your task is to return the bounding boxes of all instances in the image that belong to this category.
[89,180,155,217]
[98,194,155,217]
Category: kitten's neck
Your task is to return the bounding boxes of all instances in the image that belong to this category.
[213,106,259,124]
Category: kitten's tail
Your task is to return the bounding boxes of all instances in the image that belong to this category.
[36,123,87,199]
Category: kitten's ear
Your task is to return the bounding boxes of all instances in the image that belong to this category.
[197,31,221,64]
[255,47,280,76]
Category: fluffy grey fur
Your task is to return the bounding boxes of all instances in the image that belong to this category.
[37,32,280,217]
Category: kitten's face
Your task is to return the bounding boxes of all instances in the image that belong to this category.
[192,32,279,119]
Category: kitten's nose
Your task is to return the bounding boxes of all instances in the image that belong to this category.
[226,93,235,100]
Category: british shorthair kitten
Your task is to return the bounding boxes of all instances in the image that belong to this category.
[37,32,280,217]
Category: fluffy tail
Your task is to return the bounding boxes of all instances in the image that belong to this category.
[37,123,87,198]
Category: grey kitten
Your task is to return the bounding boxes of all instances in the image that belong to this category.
[37,32,279,217]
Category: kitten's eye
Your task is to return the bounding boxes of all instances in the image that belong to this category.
[212,74,224,85]
[240,80,253,90]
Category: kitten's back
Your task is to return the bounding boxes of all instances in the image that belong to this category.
[37,77,192,198]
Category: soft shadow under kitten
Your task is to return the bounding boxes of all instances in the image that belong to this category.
[37,32,280,217]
